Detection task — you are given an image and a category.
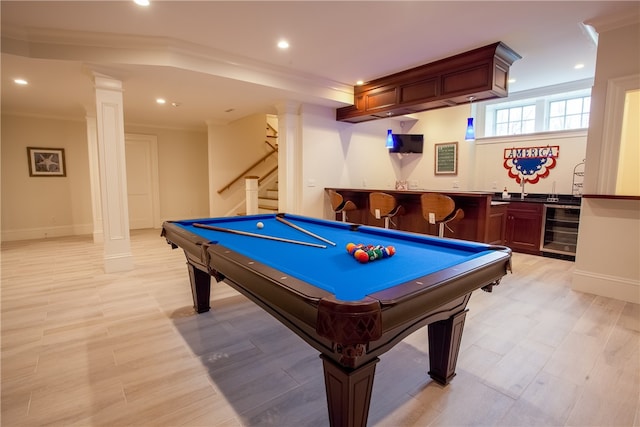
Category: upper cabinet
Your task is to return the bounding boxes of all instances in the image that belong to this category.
[336,42,521,123]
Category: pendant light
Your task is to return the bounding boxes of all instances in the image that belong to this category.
[465,96,476,142]
[386,129,394,148]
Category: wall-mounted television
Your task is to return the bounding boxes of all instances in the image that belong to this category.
[389,134,424,153]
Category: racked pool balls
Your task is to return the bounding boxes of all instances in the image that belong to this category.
[346,242,395,263]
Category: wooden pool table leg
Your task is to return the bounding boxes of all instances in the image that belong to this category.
[186,262,211,313]
[321,355,379,427]
[427,309,468,385]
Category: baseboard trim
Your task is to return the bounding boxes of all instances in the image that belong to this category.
[572,269,640,304]
[1,224,93,242]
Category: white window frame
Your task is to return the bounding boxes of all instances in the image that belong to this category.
[475,78,593,143]
[547,95,591,131]
[493,103,538,136]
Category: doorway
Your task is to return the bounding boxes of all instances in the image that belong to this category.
[125,133,160,229]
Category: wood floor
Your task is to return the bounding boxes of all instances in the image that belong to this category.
[2,229,639,426]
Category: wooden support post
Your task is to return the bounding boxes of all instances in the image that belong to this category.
[427,309,468,385]
[245,175,259,215]
[321,355,379,427]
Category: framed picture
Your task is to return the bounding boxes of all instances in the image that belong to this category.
[435,142,457,175]
[27,147,66,177]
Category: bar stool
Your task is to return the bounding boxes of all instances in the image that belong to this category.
[328,190,358,222]
[369,192,404,229]
[420,193,464,237]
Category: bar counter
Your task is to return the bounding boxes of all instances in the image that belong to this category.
[325,188,504,244]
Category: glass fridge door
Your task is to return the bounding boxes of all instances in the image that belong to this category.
[541,205,580,257]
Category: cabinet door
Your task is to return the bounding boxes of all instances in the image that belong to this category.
[487,204,507,245]
[506,209,542,254]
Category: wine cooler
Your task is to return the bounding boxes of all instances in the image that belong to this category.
[540,204,580,259]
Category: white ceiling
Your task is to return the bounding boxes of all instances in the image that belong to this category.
[2,1,639,130]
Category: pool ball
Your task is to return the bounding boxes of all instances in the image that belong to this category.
[256,222,264,229]
[354,249,369,263]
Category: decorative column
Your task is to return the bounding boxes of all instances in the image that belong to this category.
[245,176,259,215]
[206,119,224,217]
[85,113,103,243]
[275,102,302,214]
[93,73,133,273]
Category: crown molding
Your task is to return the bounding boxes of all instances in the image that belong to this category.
[1,27,354,106]
[586,9,640,33]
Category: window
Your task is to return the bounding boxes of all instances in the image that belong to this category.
[548,96,591,131]
[495,105,536,135]
[479,81,592,138]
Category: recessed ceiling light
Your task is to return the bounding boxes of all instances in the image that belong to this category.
[277,40,289,49]
[356,80,364,86]
[156,98,166,104]
[14,78,28,85]
[574,63,585,70]
[134,0,150,6]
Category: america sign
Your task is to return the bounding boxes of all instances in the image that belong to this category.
[503,145,559,184]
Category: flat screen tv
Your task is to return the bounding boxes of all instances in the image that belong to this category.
[389,134,424,153]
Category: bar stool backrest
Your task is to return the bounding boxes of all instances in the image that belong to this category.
[420,193,455,222]
[369,192,398,218]
[420,193,464,237]
[328,189,357,222]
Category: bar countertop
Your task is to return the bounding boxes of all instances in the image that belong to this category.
[491,193,582,206]
[328,187,582,206]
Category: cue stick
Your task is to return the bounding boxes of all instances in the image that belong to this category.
[193,223,327,249]
[276,215,336,246]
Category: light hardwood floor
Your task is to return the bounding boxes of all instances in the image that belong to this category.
[2,229,639,426]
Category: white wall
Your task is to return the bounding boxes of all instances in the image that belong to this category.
[125,124,209,222]
[1,114,209,241]
[573,19,640,304]
[298,104,405,219]
[402,106,476,192]
[574,198,639,302]
[474,133,587,195]
[1,114,92,240]
[296,101,589,221]
[400,106,588,195]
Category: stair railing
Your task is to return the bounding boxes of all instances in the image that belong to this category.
[217,141,278,194]
[258,166,278,186]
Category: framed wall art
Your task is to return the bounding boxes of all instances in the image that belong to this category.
[434,142,457,175]
[27,147,66,177]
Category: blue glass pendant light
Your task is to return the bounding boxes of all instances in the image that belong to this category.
[465,96,476,142]
[465,118,475,141]
[386,129,394,148]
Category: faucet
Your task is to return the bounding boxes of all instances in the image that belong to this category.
[520,177,527,199]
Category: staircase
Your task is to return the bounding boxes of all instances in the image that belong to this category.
[258,182,279,213]
[257,120,279,213]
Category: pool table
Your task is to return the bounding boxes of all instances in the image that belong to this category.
[162,213,511,427]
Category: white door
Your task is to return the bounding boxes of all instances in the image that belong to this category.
[125,134,160,229]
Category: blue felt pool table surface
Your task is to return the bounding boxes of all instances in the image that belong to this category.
[169,213,500,301]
